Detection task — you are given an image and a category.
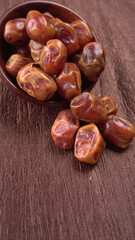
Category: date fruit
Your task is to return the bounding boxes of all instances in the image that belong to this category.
[51,109,80,149]
[17,62,57,101]
[5,54,32,77]
[74,123,105,164]
[71,20,93,49]
[43,12,54,24]
[99,115,135,148]
[26,10,55,44]
[70,92,107,123]
[29,39,44,62]
[78,42,105,81]
[99,95,118,115]
[40,39,67,75]
[54,18,79,55]
[4,18,28,45]
[56,63,82,101]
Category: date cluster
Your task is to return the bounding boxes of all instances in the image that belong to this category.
[4,10,105,101]
[3,10,135,165]
[51,92,135,164]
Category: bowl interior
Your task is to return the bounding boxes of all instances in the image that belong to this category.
[0,1,97,107]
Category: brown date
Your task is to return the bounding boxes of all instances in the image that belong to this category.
[26,10,55,44]
[99,95,118,115]
[71,20,93,49]
[99,115,135,148]
[74,123,105,164]
[43,12,54,24]
[16,62,57,101]
[70,92,107,123]
[56,63,82,101]
[54,18,79,55]
[40,39,67,76]
[5,54,32,77]
[51,109,80,149]
[78,42,105,81]
[29,40,44,62]
[4,18,28,45]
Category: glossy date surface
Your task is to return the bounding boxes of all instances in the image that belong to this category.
[71,20,93,49]
[99,115,135,148]
[17,62,57,101]
[70,92,107,123]
[4,18,28,45]
[74,123,105,164]
[51,109,80,149]
[40,39,67,76]
[54,18,79,55]
[78,42,105,81]
[26,10,55,44]
[5,54,32,77]
[29,39,44,62]
[56,63,82,101]
[99,95,118,115]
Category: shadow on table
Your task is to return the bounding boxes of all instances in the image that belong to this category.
[106,143,128,153]
[71,154,97,172]
[71,142,129,172]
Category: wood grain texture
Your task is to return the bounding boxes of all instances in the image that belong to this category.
[0,0,135,239]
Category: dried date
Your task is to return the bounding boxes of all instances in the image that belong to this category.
[51,109,80,149]
[74,123,105,164]
[70,92,107,123]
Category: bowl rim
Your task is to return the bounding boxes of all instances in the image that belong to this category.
[0,1,86,21]
[0,1,98,107]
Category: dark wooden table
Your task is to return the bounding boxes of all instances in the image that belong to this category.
[0,0,135,239]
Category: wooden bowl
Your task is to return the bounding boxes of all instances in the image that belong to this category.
[0,1,98,107]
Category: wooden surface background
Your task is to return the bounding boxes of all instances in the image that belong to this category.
[0,0,135,239]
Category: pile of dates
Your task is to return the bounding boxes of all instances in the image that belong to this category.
[4,10,105,101]
[51,92,135,164]
[4,10,135,164]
